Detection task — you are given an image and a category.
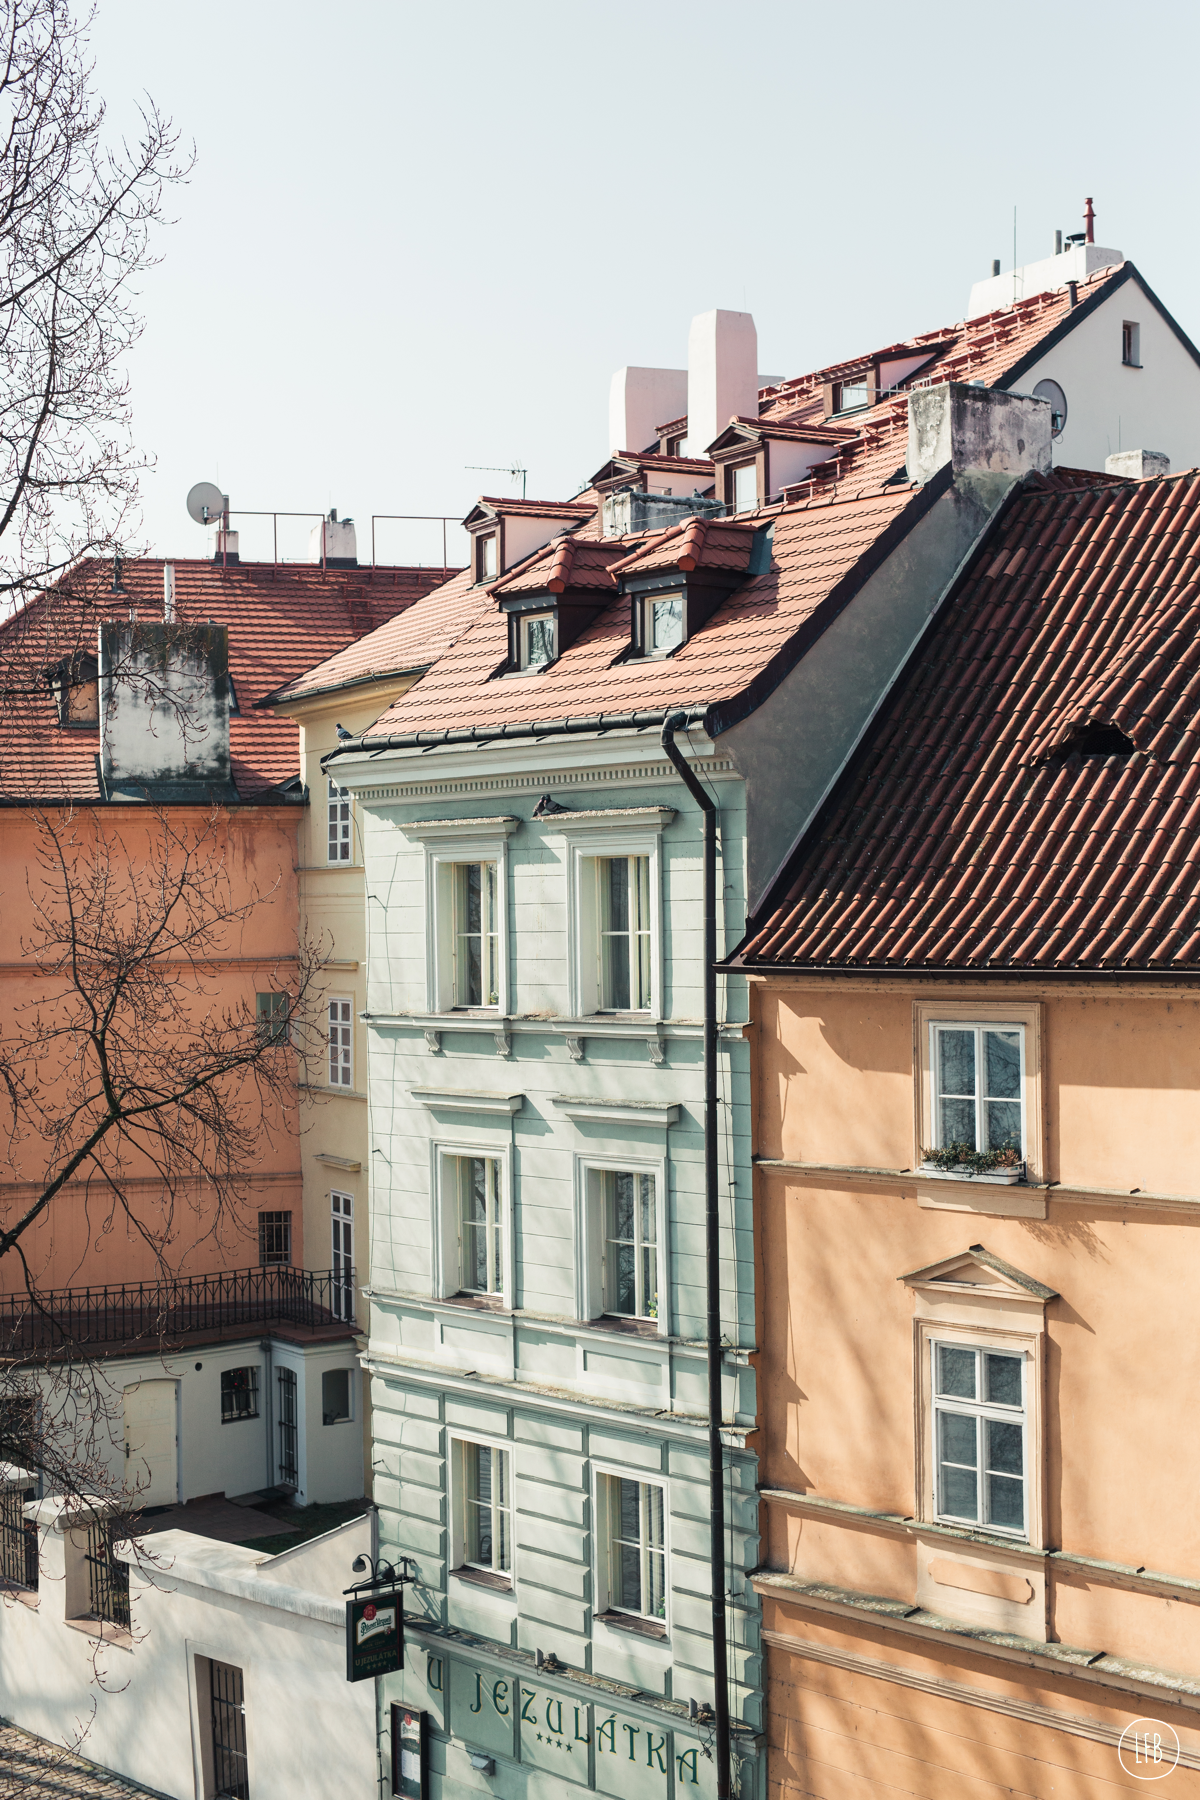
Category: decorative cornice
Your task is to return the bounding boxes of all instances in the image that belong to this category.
[551,1095,681,1128]
[409,1087,524,1116]
[343,754,740,806]
[758,1628,1200,1768]
[398,815,519,841]
[313,1152,361,1172]
[753,1158,1200,1217]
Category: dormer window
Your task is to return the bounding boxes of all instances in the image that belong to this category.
[519,613,555,670]
[47,655,99,727]
[477,533,498,583]
[834,374,870,413]
[731,463,758,513]
[665,435,685,458]
[646,596,683,654]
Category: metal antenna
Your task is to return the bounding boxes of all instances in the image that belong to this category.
[466,464,528,500]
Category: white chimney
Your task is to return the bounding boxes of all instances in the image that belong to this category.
[608,366,688,456]
[685,310,759,457]
[1105,448,1170,481]
[308,509,358,567]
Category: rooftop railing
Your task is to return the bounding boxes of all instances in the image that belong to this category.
[0,1266,356,1355]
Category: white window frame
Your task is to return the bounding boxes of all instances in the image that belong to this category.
[327,996,353,1088]
[731,461,758,513]
[430,1140,514,1310]
[914,1001,1044,1182]
[401,819,517,1016]
[928,1021,1026,1159]
[643,594,685,655]
[331,1191,354,1321]
[327,778,352,864]
[930,1337,1028,1538]
[573,1152,669,1336]
[449,1431,515,1586]
[1122,319,1142,368]
[478,532,498,582]
[519,612,556,670]
[553,815,670,1020]
[450,860,501,1008]
[321,1365,355,1426]
[592,1462,670,1633]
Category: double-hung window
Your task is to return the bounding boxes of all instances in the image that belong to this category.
[930,1022,1023,1158]
[602,1172,658,1321]
[452,862,499,1007]
[597,855,651,1011]
[327,780,352,863]
[328,998,353,1087]
[932,1341,1027,1536]
[455,1155,504,1297]
[454,1439,512,1581]
[597,1473,667,1627]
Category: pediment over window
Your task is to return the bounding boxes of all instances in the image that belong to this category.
[899,1244,1057,1303]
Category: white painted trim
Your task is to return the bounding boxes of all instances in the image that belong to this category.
[591,1457,672,1636]
[429,1138,515,1310]
[417,831,513,1015]
[547,807,676,835]
[561,825,666,1020]
[914,1001,1045,1184]
[571,1151,670,1336]
[399,816,520,840]
[553,1096,679,1129]
[447,1427,517,1595]
[410,1088,524,1117]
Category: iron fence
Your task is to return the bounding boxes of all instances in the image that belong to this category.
[0,1484,37,1589]
[0,1266,356,1354]
[85,1517,130,1630]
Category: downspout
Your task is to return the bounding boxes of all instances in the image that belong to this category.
[661,711,730,1800]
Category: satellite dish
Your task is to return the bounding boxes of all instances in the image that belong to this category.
[1032,379,1067,438]
[186,480,227,525]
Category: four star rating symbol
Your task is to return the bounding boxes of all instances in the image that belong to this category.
[533,1732,572,1751]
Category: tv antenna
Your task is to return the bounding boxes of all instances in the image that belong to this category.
[466,464,528,500]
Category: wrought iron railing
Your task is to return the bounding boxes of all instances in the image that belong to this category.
[85,1517,130,1630]
[0,1266,356,1353]
[0,1484,37,1589]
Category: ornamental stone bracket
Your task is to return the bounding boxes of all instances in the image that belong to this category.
[564,1036,585,1063]
[423,1029,442,1055]
[647,1036,666,1066]
[494,1029,513,1058]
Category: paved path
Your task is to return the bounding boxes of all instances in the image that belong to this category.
[0,1722,169,1797]
[134,1492,297,1545]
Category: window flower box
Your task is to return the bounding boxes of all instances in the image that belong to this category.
[919,1160,1026,1186]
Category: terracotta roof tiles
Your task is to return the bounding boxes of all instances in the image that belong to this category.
[734,465,1200,973]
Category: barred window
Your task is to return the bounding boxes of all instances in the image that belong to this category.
[221,1366,259,1423]
[258,1210,291,1267]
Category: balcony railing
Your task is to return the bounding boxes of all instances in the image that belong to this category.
[0,1266,357,1354]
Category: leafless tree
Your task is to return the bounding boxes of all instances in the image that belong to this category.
[0,805,323,1497]
[0,0,188,690]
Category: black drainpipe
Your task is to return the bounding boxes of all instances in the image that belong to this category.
[660,710,730,1800]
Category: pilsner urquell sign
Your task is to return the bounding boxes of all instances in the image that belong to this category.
[346,1594,404,1682]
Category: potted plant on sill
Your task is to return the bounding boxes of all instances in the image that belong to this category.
[919,1142,1026,1185]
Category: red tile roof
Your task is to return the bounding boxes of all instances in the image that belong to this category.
[466,496,595,521]
[609,518,758,577]
[265,567,480,704]
[355,481,935,742]
[732,465,1200,974]
[0,557,456,802]
[491,536,628,598]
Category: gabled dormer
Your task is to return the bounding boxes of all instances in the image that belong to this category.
[463,496,595,586]
[589,451,715,503]
[819,341,951,420]
[706,417,860,512]
[491,536,626,673]
[610,517,765,658]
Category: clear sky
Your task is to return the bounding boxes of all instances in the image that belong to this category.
[89,0,1200,569]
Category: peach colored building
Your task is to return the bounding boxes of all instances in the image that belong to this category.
[730,465,1200,1794]
[0,550,451,1508]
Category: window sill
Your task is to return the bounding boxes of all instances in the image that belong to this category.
[589,1315,663,1339]
[221,1414,261,1425]
[298,1081,368,1102]
[452,1565,513,1595]
[0,1581,38,1607]
[65,1616,132,1650]
[918,1163,1026,1187]
[596,1608,667,1641]
[445,1292,508,1314]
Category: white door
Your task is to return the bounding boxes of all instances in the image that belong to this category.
[123,1380,178,1506]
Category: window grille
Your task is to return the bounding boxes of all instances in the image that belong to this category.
[0,1484,37,1589]
[257,1211,291,1267]
[220,1366,259,1423]
[85,1517,130,1629]
[210,1659,250,1800]
[277,1368,297,1488]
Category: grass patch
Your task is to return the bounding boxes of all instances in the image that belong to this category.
[242,1496,369,1557]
